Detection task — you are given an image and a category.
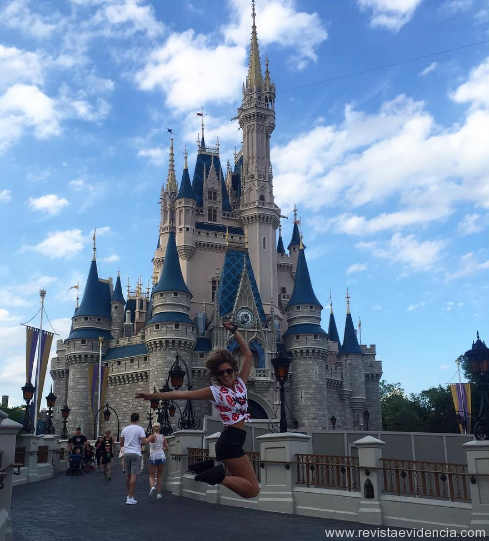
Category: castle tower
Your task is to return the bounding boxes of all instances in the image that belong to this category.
[146,230,196,393]
[176,147,197,263]
[288,206,301,272]
[238,1,280,313]
[63,242,112,434]
[283,236,329,429]
[111,272,125,339]
[338,290,366,430]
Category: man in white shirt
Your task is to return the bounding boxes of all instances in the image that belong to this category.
[120,412,147,505]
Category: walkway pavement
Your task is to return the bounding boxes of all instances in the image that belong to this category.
[12,464,399,541]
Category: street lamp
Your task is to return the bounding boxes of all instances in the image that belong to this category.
[363,409,370,431]
[330,415,337,430]
[21,381,36,434]
[147,387,160,435]
[43,386,57,434]
[92,403,120,441]
[465,331,489,440]
[60,404,70,439]
[271,349,292,433]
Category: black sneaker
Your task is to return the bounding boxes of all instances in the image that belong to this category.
[188,459,215,475]
[194,464,225,486]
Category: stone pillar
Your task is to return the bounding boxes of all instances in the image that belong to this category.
[0,412,22,541]
[256,432,312,514]
[464,440,489,535]
[165,430,204,496]
[40,434,58,479]
[15,434,42,484]
[206,432,221,459]
[354,435,385,526]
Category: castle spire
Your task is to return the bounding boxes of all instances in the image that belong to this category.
[246,0,263,91]
[111,272,125,303]
[277,225,285,255]
[286,235,322,309]
[346,288,351,315]
[92,229,96,261]
[340,290,362,354]
[153,231,191,296]
[328,290,341,344]
[166,137,178,194]
[177,145,195,200]
[288,205,301,249]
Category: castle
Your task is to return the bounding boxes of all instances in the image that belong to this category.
[50,4,382,437]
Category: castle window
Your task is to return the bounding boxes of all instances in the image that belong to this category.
[208,190,217,201]
[160,293,163,298]
[259,194,265,201]
[81,339,87,345]
[281,287,286,294]
[295,335,300,341]
[114,305,118,310]
[174,324,180,330]
[97,317,101,322]
[211,277,219,302]
[314,335,319,340]
[84,317,89,321]
[173,292,179,297]
[199,353,205,359]
[262,237,266,249]
[117,361,121,366]
[207,208,217,222]
[105,363,109,367]
[155,324,160,330]
[295,306,300,311]
[309,306,314,310]
[130,358,134,364]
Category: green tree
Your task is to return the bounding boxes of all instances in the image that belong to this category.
[0,405,24,423]
[412,385,459,433]
[380,380,423,432]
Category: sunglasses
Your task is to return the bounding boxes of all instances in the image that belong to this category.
[217,368,234,377]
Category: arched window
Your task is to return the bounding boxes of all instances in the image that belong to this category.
[211,277,219,301]
[262,237,266,249]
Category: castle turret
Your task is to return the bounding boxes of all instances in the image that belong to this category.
[277,225,285,256]
[64,241,112,434]
[146,231,196,392]
[282,236,329,429]
[238,1,280,313]
[328,294,341,346]
[111,272,125,339]
[176,148,197,263]
[338,290,366,429]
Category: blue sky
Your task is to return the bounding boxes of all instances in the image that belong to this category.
[1,0,489,407]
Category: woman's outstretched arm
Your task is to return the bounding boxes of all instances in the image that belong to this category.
[223,322,253,384]
[135,387,213,401]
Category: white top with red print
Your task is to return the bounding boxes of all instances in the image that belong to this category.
[209,376,251,426]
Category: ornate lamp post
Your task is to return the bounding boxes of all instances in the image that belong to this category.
[92,402,120,441]
[363,409,370,431]
[60,404,70,440]
[21,381,36,434]
[43,386,57,434]
[147,388,160,435]
[330,415,337,430]
[465,332,489,440]
[271,349,292,433]
[158,382,174,436]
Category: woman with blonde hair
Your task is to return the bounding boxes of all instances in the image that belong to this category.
[146,422,169,500]
[136,322,259,499]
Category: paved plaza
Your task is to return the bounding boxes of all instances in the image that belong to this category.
[11,464,404,541]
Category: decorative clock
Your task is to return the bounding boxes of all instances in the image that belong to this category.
[236,307,255,327]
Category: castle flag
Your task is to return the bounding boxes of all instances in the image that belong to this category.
[450,383,471,434]
[35,330,54,417]
[88,365,98,422]
[25,326,39,383]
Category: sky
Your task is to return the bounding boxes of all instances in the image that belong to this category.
[1,0,489,407]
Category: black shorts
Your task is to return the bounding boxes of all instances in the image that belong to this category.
[215,426,246,461]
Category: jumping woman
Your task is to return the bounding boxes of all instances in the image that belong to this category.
[135,322,259,499]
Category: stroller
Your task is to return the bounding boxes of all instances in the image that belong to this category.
[66,445,84,475]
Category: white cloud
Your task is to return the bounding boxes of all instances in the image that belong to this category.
[68,178,107,210]
[0,84,60,153]
[102,254,120,263]
[407,301,425,311]
[96,0,164,38]
[136,30,246,112]
[452,57,489,109]
[457,213,486,235]
[346,263,368,275]
[223,0,328,70]
[21,229,86,259]
[357,233,445,272]
[0,44,44,91]
[0,309,20,323]
[445,252,489,281]
[439,364,449,370]
[419,62,438,76]
[356,0,424,31]
[28,194,69,216]
[0,0,62,39]
[0,190,11,202]
[138,147,165,165]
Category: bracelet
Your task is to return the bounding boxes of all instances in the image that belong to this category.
[230,325,238,334]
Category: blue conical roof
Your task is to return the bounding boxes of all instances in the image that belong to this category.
[277,233,285,255]
[153,231,192,296]
[191,153,231,211]
[340,313,362,354]
[286,248,322,308]
[76,260,112,318]
[288,222,300,249]
[328,312,340,344]
[111,274,125,303]
[177,166,195,200]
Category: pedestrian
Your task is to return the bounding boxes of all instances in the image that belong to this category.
[136,322,259,499]
[101,429,114,480]
[119,413,147,505]
[83,441,94,472]
[146,422,169,500]
[68,427,87,453]
[94,435,104,473]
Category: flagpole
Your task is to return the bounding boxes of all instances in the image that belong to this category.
[33,289,46,434]
[97,336,103,437]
